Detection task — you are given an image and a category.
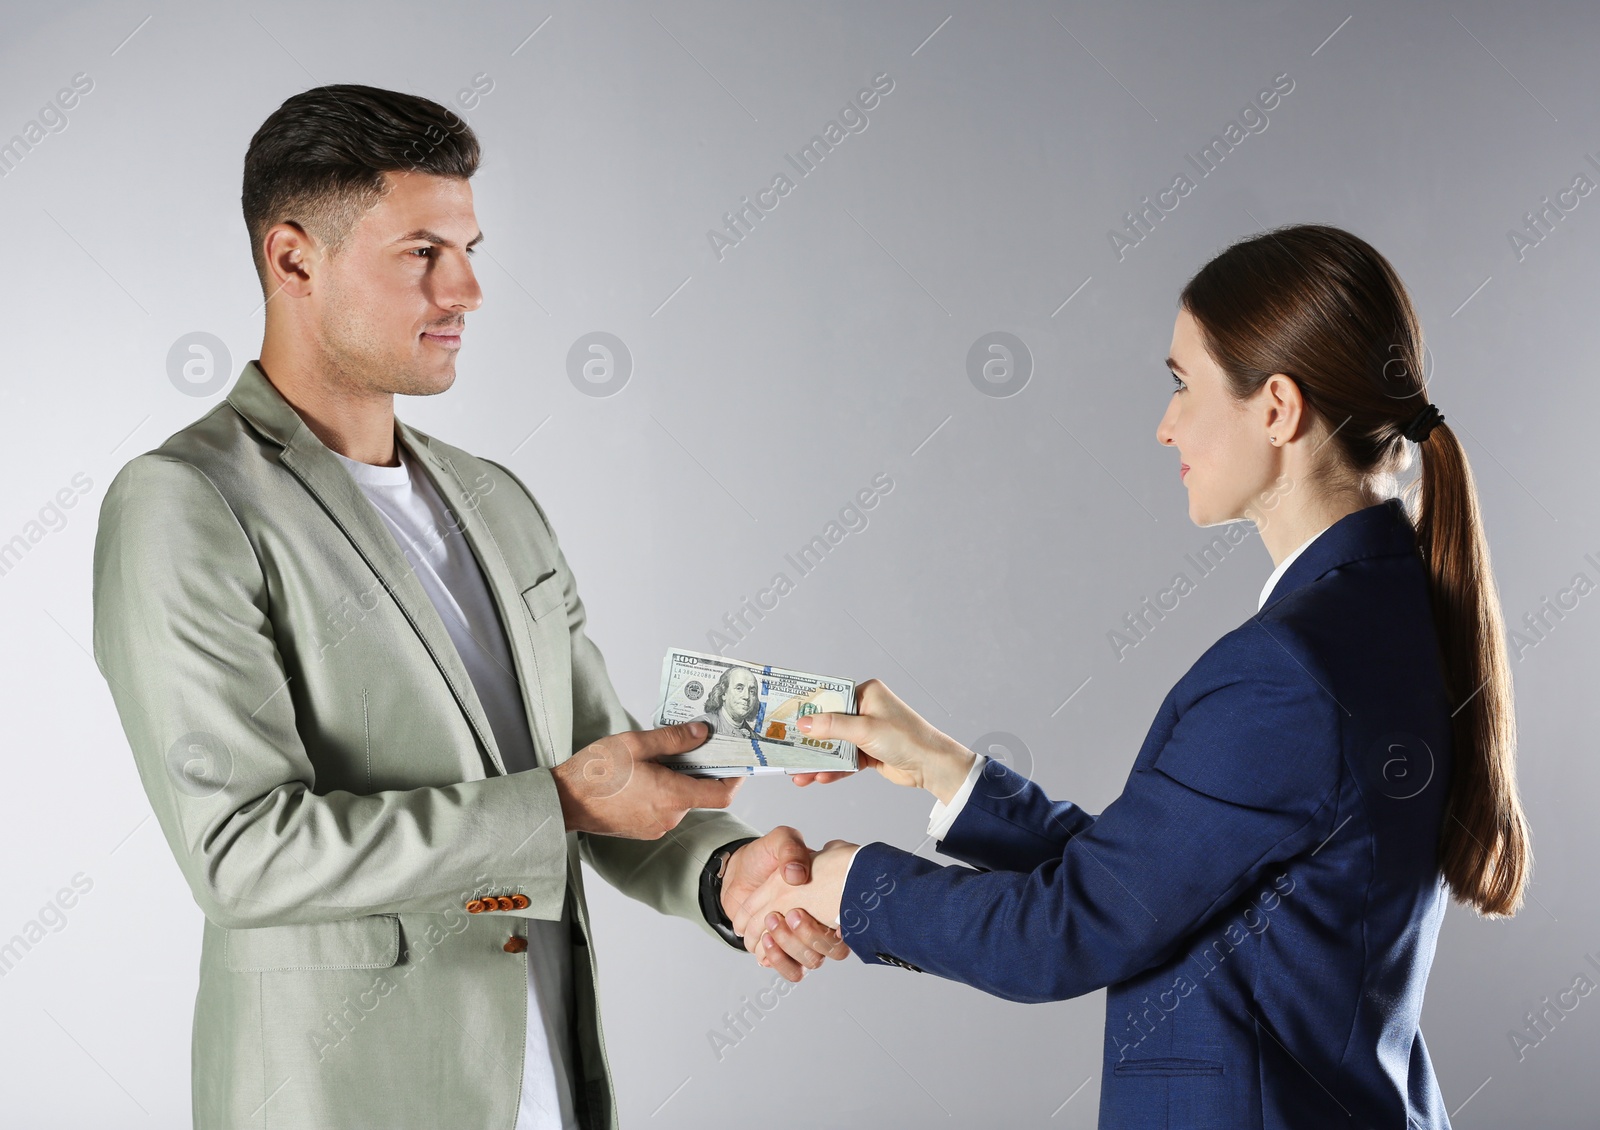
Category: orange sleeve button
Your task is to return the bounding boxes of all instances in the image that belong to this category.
[465,899,486,913]
[510,894,530,910]
[495,896,515,911]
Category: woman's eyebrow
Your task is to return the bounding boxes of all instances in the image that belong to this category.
[1166,357,1186,375]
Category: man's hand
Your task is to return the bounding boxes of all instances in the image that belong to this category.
[721,827,850,982]
[730,840,859,956]
[553,721,741,839]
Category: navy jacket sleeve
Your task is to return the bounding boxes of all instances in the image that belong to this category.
[840,634,1344,1004]
[934,761,1096,874]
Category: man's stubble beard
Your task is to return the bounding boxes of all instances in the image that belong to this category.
[317,287,455,399]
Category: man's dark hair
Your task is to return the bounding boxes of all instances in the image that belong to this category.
[242,83,480,297]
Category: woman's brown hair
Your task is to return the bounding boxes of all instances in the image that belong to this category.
[1180,223,1530,917]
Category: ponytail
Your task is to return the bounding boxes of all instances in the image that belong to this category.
[1408,424,1530,916]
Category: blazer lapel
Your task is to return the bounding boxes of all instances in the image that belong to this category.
[226,361,508,776]
[398,421,559,769]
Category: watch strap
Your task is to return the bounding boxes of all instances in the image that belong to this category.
[700,836,758,950]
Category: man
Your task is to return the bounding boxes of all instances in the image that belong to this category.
[91,84,844,1130]
[690,666,761,738]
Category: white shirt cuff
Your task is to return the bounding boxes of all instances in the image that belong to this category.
[927,754,987,840]
[838,845,864,929]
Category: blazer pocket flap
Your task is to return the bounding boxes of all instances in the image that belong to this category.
[224,914,400,972]
[1112,1056,1225,1077]
[521,571,565,621]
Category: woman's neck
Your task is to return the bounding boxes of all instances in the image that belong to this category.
[1260,486,1381,567]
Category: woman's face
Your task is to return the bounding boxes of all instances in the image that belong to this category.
[1156,307,1277,527]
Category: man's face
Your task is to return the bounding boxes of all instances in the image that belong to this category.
[723,669,757,721]
[304,171,483,397]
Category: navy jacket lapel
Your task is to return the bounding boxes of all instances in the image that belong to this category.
[1259,498,1418,615]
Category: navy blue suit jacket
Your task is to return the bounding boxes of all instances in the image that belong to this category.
[840,499,1456,1129]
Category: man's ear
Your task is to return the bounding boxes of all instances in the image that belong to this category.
[262,221,318,299]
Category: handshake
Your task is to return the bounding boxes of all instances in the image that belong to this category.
[550,677,977,981]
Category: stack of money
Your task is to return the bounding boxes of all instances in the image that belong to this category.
[653,648,858,777]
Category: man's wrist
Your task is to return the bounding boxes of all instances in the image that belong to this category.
[699,837,757,950]
[551,759,585,833]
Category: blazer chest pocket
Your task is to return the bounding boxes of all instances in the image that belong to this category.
[520,570,565,622]
[224,914,400,972]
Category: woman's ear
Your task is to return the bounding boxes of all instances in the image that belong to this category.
[1261,373,1305,444]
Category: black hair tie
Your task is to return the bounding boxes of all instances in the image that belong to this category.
[1402,402,1444,443]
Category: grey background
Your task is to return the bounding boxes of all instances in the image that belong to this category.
[1,0,1596,1125]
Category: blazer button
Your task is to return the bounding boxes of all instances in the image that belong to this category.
[495,896,515,911]
[504,936,528,954]
[510,894,530,910]
[466,899,486,913]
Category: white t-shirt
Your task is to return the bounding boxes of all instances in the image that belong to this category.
[334,444,579,1130]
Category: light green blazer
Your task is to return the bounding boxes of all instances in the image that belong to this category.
[91,360,755,1129]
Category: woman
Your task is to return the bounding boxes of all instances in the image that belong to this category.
[735,225,1530,1128]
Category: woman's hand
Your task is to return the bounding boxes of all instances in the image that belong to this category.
[731,839,859,943]
[720,827,851,981]
[790,679,976,803]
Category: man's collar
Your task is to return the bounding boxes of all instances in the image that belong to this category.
[226,359,305,449]
[225,358,430,460]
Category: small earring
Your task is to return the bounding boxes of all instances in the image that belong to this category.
[1269,436,1276,444]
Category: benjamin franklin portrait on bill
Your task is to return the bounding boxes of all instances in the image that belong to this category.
[689,665,760,738]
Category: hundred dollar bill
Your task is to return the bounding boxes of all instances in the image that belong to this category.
[654,647,858,776]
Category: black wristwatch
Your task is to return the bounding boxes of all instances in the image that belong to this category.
[699,836,758,950]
